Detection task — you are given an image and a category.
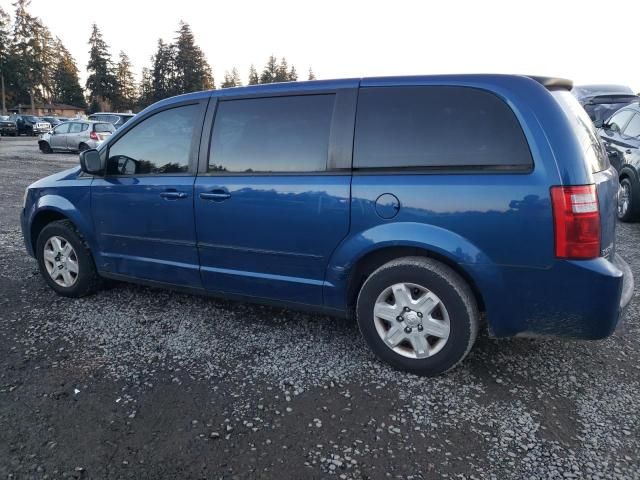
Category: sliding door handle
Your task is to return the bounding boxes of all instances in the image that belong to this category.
[200,192,231,201]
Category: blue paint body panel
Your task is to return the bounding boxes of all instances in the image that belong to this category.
[21,74,633,340]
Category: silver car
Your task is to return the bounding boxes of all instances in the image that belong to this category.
[38,120,115,153]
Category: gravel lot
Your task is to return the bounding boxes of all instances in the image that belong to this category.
[1,136,639,479]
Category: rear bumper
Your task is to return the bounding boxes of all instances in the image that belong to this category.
[486,253,634,339]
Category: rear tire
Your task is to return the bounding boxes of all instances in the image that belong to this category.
[618,177,639,222]
[36,220,101,298]
[356,257,479,376]
[78,143,89,152]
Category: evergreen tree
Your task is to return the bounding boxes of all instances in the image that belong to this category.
[247,64,259,85]
[52,40,86,108]
[259,55,278,84]
[12,0,44,110]
[308,67,316,80]
[288,65,297,81]
[174,21,214,93]
[274,57,290,82]
[137,67,153,110]
[221,67,242,88]
[113,51,136,111]
[151,38,177,101]
[86,23,117,110]
[0,6,10,114]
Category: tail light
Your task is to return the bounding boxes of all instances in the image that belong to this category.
[550,185,600,259]
[89,131,99,141]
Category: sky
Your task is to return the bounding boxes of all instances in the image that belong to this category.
[1,0,639,92]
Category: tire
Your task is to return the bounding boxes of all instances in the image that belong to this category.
[78,143,89,152]
[39,141,52,154]
[618,177,639,222]
[36,220,101,298]
[356,256,479,376]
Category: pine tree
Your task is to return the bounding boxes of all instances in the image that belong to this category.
[308,67,316,81]
[151,39,177,101]
[0,6,10,114]
[113,51,136,111]
[137,67,153,110]
[247,64,259,85]
[221,67,242,88]
[288,65,297,81]
[274,57,290,82]
[86,23,116,110]
[52,40,86,108]
[259,55,278,84]
[12,0,43,110]
[174,21,214,94]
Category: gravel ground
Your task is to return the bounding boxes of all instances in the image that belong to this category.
[1,136,639,479]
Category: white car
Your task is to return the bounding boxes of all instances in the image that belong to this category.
[38,120,115,153]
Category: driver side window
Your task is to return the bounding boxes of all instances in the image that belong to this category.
[54,123,71,134]
[608,110,634,133]
[106,104,199,176]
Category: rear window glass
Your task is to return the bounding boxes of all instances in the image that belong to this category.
[94,123,115,133]
[353,86,533,170]
[552,90,610,173]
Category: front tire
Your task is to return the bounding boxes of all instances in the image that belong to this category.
[356,257,479,376]
[36,220,101,297]
[618,177,639,222]
[39,141,52,154]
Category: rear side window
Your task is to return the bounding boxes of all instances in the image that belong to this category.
[209,95,335,173]
[107,104,199,175]
[552,91,610,173]
[68,123,82,133]
[353,86,532,170]
[94,123,115,133]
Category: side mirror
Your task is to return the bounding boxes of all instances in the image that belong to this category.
[79,149,104,175]
[594,119,604,128]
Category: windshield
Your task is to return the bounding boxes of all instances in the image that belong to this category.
[552,90,610,173]
[94,123,115,133]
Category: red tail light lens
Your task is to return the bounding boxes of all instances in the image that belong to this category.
[89,131,99,141]
[550,185,600,259]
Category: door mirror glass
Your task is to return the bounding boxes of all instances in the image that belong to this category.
[593,119,604,129]
[79,149,104,175]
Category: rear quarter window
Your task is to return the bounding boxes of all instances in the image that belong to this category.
[353,86,533,170]
[552,90,610,173]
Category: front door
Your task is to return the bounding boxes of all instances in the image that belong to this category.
[91,100,209,287]
[194,89,356,306]
[50,122,71,150]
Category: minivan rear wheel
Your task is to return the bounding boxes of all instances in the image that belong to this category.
[356,257,479,376]
[36,220,101,297]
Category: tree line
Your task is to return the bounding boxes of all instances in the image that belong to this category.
[0,0,317,115]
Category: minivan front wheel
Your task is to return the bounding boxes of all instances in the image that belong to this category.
[36,220,101,297]
[356,257,479,376]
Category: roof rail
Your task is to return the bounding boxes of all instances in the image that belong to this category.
[528,76,573,90]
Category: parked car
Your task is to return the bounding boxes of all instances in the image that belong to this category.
[0,115,17,136]
[42,116,68,127]
[10,115,51,136]
[572,84,639,124]
[87,112,134,129]
[596,103,640,222]
[21,75,633,376]
[38,120,115,153]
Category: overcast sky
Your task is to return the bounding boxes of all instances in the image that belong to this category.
[2,0,639,91]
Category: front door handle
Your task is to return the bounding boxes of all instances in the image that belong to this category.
[160,191,188,200]
[200,192,231,201]
[625,149,632,155]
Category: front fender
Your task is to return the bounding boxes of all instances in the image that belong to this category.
[26,192,98,257]
[324,222,505,317]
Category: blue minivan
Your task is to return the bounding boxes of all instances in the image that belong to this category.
[21,75,634,376]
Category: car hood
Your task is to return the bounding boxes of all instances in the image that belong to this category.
[28,167,82,189]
